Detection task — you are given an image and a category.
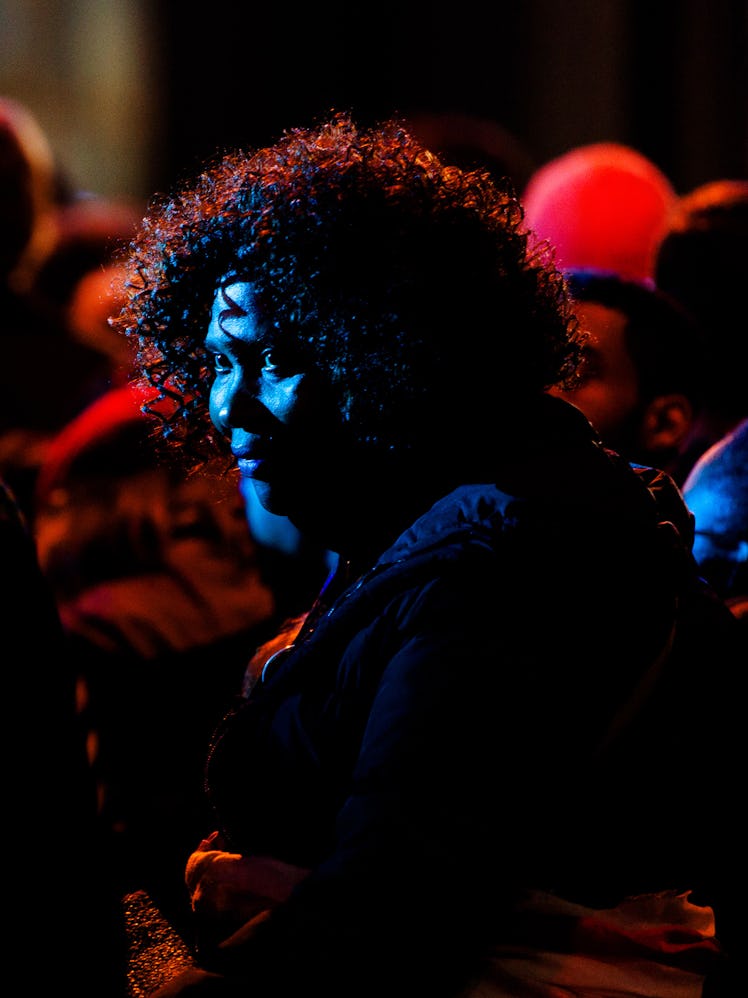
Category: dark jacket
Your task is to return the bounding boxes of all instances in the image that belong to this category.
[202,398,741,997]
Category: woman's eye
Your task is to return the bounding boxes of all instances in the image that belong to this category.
[211,352,232,373]
[261,349,285,373]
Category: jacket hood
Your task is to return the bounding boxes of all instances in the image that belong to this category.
[377,394,686,570]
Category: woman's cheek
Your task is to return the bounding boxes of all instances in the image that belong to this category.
[208,381,228,433]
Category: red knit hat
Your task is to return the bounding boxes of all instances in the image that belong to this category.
[522,142,678,283]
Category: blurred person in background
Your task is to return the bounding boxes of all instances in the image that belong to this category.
[0,95,140,518]
[550,267,707,486]
[1,107,123,986]
[654,179,748,475]
[32,380,284,934]
[1,472,123,994]
[31,193,141,379]
[405,109,537,194]
[682,417,748,626]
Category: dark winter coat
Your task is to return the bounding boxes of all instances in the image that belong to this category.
[201,397,741,997]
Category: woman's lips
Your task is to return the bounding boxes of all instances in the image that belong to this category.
[236,456,266,479]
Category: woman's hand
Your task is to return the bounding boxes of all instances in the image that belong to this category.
[185,831,310,927]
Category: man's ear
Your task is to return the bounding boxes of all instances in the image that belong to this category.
[641,394,694,451]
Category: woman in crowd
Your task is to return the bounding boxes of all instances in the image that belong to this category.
[114,113,739,998]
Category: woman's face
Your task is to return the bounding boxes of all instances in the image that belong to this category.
[205,279,345,522]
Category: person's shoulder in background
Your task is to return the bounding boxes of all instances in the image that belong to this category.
[681,416,748,626]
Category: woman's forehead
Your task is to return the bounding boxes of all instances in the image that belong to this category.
[213,278,255,312]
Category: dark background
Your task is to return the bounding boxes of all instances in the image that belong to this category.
[1,0,746,204]
[154,0,747,197]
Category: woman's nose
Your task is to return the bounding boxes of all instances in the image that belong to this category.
[214,390,276,435]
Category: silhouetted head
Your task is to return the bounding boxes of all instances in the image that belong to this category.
[0,97,58,291]
[550,267,705,482]
[404,109,537,194]
[655,179,748,428]
[114,112,585,554]
[115,112,581,475]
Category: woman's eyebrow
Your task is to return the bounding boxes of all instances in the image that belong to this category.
[218,284,248,328]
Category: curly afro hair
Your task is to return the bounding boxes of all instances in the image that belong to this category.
[114,111,581,470]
